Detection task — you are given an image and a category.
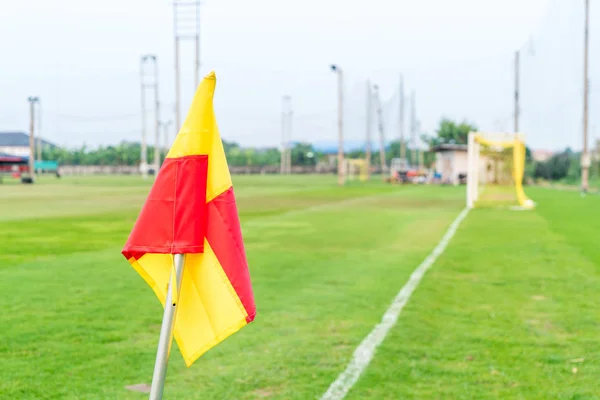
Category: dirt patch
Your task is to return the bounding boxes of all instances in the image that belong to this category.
[252,387,278,398]
[125,383,151,393]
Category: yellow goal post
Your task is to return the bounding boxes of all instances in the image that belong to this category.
[345,159,369,182]
[466,132,535,209]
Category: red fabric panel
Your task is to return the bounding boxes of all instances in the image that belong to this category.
[206,187,256,322]
[122,155,208,259]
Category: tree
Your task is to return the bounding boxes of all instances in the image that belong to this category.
[422,118,478,146]
[291,142,318,166]
[532,148,580,182]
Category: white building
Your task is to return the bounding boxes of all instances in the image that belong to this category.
[432,144,495,185]
[432,144,469,184]
[0,131,56,157]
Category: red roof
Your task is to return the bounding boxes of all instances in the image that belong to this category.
[0,155,27,163]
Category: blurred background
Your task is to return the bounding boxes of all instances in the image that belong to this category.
[0,0,596,183]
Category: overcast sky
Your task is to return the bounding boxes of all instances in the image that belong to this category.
[1,0,596,151]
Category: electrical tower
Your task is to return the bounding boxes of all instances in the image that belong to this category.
[27,96,40,180]
[173,0,201,132]
[399,75,406,159]
[331,64,345,185]
[140,55,160,178]
[373,84,387,177]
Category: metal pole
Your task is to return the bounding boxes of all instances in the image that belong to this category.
[399,75,405,159]
[332,66,345,186]
[280,96,287,175]
[410,91,416,167]
[582,0,590,192]
[140,58,148,179]
[28,97,37,180]
[365,80,372,180]
[280,96,292,174]
[514,51,520,133]
[154,58,161,172]
[36,99,42,167]
[148,254,186,400]
[373,85,387,179]
[287,108,293,174]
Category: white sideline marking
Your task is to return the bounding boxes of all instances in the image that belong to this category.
[320,207,470,400]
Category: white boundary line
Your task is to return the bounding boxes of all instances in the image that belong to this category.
[320,207,470,400]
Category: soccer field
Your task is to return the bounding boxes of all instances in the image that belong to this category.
[1,176,599,399]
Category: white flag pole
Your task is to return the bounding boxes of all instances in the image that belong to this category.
[149,254,186,400]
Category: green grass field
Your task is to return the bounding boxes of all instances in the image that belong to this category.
[1,176,599,399]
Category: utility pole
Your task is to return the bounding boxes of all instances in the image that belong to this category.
[36,99,42,166]
[331,64,345,185]
[287,107,293,174]
[140,57,147,178]
[154,61,161,174]
[596,135,600,177]
[173,0,201,132]
[514,50,520,133]
[596,129,600,177]
[373,84,387,178]
[140,55,159,178]
[582,0,591,192]
[280,96,292,174]
[27,96,39,180]
[410,90,417,167]
[365,80,372,180]
[399,75,406,159]
[280,98,286,175]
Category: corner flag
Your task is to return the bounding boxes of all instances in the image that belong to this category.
[122,72,256,369]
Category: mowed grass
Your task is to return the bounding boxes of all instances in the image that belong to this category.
[3,177,599,399]
[475,185,518,208]
[349,187,600,399]
[0,175,465,399]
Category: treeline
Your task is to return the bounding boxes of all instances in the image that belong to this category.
[40,117,595,183]
[530,149,595,183]
[41,139,432,168]
[41,141,324,167]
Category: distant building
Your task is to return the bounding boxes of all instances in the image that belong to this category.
[532,149,553,163]
[431,144,469,184]
[0,131,57,157]
[432,143,500,185]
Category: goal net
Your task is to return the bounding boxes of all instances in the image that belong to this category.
[466,132,534,209]
[345,159,368,182]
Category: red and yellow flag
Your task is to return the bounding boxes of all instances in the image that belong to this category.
[122,72,255,367]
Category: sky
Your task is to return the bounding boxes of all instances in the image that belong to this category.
[1,0,595,151]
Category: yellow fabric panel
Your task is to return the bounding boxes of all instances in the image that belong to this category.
[128,240,249,367]
[166,71,232,202]
[512,140,533,208]
[474,136,515,148]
